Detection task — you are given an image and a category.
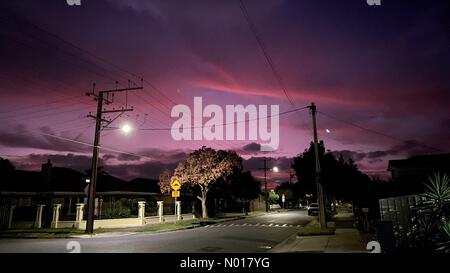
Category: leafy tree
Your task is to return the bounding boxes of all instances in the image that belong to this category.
[230,171,261,215]
[174,147,243,219]
[276,182,294,206]
[158,169,172,194]
[268,190,279,205]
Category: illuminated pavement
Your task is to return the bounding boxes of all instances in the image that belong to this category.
[0,209,314,253]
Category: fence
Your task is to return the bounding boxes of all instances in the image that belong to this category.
[1,199,195,230]
[378,194,426,244]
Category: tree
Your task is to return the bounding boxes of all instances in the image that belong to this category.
[230,171,261,215]
[292,141,371,207]
[276,182,294,201]
[268,190,279,205]
[173,147,243,219]
[0,158,15,190]
[158,169,172,194]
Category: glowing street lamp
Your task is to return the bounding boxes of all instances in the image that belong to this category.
[272,166,279,173]
[121,124,132,134]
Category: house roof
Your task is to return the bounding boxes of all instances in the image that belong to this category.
[0,167,161,194]
[388,153,450,171]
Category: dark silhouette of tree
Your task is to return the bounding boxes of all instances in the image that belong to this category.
[229,171,261,215]
[0,157,15,189]
[276,182,294,206]
[292,141,371,207]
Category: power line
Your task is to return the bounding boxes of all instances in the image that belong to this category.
[238,0,296,106]
[1,15,176,112]
[317,111,441,152]
[129,105,309,131]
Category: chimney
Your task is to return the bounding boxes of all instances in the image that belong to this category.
[40,159,52,189]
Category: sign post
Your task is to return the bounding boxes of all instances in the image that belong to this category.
[170,178,181,223]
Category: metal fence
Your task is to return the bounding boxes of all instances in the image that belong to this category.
[379,194,426,243]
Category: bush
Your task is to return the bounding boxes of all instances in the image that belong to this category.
[102,207,131,219]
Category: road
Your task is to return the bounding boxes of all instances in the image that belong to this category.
[0,209,313,253]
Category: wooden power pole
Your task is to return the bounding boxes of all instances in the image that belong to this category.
[85,82,143,234]
[308,103,327,228]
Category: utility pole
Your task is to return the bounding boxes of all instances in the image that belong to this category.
[260,157,270,212]
[308,103,327,228]
[85,82,143,234]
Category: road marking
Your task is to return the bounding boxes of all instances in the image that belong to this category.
[230,224,234,226]
[296,225,300,227]
[289,225,293,227]
[243,223,247,226]
[268,224,273,226]
[255,223,260,226]
[282,224,287,227]
[275,224,279,227]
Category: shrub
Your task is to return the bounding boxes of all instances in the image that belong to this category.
[102,207,131,219]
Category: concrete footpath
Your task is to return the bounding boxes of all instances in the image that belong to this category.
[271,212,371,253]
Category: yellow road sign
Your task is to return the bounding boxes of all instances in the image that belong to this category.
[172,190,180,198]
[171,179,181,191]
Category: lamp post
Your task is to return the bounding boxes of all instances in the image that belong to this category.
[260,157,279,212]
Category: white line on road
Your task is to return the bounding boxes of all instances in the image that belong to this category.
[282,224,287,227]
[268,224,273,226]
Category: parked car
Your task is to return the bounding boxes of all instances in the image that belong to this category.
[307,203,319,216]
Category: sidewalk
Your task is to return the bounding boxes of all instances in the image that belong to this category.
[271,212,370,253]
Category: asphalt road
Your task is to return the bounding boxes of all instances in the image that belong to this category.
[0,209,313,253]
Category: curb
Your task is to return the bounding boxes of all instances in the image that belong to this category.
[70,232,138,239]
[268,232,298,253]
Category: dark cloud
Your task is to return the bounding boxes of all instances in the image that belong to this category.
[102,154,115,161]
[241,142,261,153]
[104,161,178,180]
[117,153,141,161]
[138,148,189,163]
[389,140,439,157]
[14,153,99,174]
[334,140,440,164]
[331,150,366,162]
[367,151,389,159]
[0,125,91,153]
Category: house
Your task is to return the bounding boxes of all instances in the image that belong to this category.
[0,159,164,228]
[388,153,450,195]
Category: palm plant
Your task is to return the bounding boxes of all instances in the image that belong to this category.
[423,172,450,217]
[408,172,450,252]
[435,219,450,253]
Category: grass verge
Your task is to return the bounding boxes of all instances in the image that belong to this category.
[0,228,85,239]
[297,220,336,236]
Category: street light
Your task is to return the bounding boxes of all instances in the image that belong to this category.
[260,158,280,212]
[121,124,132,134]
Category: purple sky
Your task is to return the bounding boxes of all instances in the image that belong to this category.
[0,0,449,187]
